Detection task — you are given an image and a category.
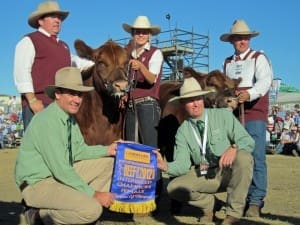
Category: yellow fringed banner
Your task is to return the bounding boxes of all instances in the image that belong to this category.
[110,199,156,214]
[109,142,157,214]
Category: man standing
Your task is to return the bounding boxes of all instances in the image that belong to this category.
[15,67,117,225]
[220,19,273,217]
[14,1,92,129]
[154,77,254,225]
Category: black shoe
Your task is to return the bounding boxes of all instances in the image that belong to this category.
[170,199,183,215]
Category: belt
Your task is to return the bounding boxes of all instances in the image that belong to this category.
[129,96,156,105]
[19,181,29,192]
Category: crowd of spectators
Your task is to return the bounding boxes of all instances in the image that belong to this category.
[266,103,300,156]
[0,102,23,149]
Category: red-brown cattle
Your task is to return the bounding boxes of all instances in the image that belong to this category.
[74,40,129,145]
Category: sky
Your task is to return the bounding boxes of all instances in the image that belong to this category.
[1,0,299,96]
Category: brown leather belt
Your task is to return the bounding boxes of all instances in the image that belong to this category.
[19,181,29,192]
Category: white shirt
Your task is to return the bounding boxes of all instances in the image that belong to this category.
[131,42,163,81]
[13,28,94,94]
[225,48,273,101]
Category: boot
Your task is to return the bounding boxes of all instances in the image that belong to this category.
[198,211,214,225]
[245,204,261,217]
[221,215,239,225]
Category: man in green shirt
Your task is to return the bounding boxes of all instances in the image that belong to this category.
[15,67,117,225]
[154,77,254,225]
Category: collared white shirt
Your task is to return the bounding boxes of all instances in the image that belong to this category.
[13,28,94,94]
[225,48,273,101]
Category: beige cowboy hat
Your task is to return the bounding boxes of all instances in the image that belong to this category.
[45,67,94,99]
[122,16,161,35]
[28,1,69,29]
[169,77,214,103]
[220,19,259,42]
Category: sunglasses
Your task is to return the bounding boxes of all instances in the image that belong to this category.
[133,29,150,35]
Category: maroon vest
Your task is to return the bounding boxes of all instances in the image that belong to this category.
[129,46,162,100]
[22,31,71,106]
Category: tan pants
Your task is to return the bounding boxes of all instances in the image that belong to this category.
[22,157,114,225]
[167,151,253,218]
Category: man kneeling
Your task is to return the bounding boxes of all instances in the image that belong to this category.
[154,77,254,225]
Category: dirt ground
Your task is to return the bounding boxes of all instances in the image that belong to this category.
[0,148,299,225]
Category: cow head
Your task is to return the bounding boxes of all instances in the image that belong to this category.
[183,67,242,109]
[74,39,129,98]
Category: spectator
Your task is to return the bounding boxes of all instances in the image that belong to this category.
[15,67,117,225]
[14,1,93,130]
[220,19,273,217]
[154,77,254,225]
[275,124,293,154]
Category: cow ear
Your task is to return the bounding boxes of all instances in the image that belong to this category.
[74,39,94,61]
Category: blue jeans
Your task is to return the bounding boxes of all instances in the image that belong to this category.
[125,100,162,185]
[245,120,267,207]
[22,103,48,131]
[22,105,35,131]
[125,100,161,147]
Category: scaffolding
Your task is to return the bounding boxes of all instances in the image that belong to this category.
[115,26,209,81]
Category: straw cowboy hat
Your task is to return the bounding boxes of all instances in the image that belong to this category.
[28,1,69,29]
[169,77,214,103]
[122,16,161,35]
[220,19,259,42]
[45,67,94,99]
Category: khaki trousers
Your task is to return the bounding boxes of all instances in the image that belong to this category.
[22,157,114,225]
[167,151,253,218]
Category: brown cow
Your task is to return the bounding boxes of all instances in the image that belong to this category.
[158,67,242,161]
[74,39,129,145]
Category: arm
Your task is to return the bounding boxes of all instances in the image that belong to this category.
[14,36,44,113]
[130,49,163,84]
[247,54,273,101]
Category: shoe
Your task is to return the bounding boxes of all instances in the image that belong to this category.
[198,211,214,225]
[170,199,183,215]
[220,215,239,225]
[245,204,260,217]
[292,149,299,157]
[24,208,43,225]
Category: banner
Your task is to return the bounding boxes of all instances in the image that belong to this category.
[109,142,157,214]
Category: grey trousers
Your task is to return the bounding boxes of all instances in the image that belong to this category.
[22,157,114,225]
[167,151,253,218]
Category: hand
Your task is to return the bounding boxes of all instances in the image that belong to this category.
[107,140,122,156]
[93,191,115,208]
[236,90,250,103]
[153,150,168,171]
[29,99,44,114]
[130,59,141,71]
[219,146,237,168]
[119,95,128,109]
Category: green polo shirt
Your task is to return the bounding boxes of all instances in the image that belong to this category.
[167,108,254,177]
[15,102,111,196]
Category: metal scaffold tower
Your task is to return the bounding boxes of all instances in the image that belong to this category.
[115,25,209,81]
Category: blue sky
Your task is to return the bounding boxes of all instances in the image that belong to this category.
[1,0,299,96]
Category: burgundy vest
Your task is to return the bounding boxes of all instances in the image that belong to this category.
[22,31,71,106]
[129,46,162,100]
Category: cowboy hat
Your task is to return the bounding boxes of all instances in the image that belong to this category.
[45,67,94,99]
[220,19,259,42]
[28,1,69,29]
[168,77,214,103]
[122,16,161,35]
